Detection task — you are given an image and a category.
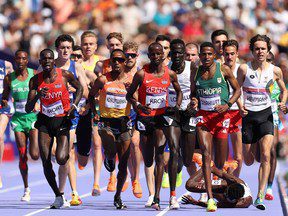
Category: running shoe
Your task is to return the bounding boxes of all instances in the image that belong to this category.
[132,180,142,198]
[265,188,274,200]
[114,197,127,210]
[199,193,208,203]
[21,187,31,202]
[50,195,70,209]
[70,192,82,206]
[107,175,117,192]
[169,196,180,209]
[254,197,266,210]
[206,198,217,212]
[104,157,115,172]
[176,171,183,187]
[162,172,170,188]
[151,197,161,211]
[122,181,129,192]
[193,153,202,166]
[145,195,154,207]
[91,184,101,196]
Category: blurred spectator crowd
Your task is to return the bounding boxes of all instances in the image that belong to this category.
[0,0,288,67]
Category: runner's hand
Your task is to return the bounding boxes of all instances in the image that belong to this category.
[137,103,151,115]
[93,113,100,122]
[181,195,198,205]
[1,99,8,107]
[214,104,229,113]
[239,106,248,117]
[67,106,76,119]
[278,102,287,114]
[39,87,49,98]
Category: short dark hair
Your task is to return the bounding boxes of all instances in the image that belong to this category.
[40,48,54,58]
[226,183,245,201]
[223,39,239,51]
[110,49,126,58]
[73,45,83,52]
[211,29,229,42]
[200,42,214,52]
[55,34,75,48]
[156,34,171,43]
[170,39,185,48]
[15,49,28,56]
[148,42,163,53]
[106,32,123,44]
[249,34,271,52]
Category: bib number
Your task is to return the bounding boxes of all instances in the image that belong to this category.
[146,94,166,109]
[42,101,64,117]
[105,93,127,109]
[15,100,26,113]
[200,95,221,111]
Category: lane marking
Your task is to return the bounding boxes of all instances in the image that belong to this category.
[156,191,190,216]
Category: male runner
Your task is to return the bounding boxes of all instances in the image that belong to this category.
[156,34,171,67]
[1,50,39,201]
[127,42,182,210]
[89,49,132,209]
[223,40,243,177]
[211,29,229,63]
[0,58,13,188]
[190,42,241,212]
[123,41,143,198]
[185,42,200,65]
[237,34,287,210]
[182,163,252,208]
[54,34,88,206]
[25,49,83,209]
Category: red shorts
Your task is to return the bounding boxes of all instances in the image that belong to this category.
[228,110,242,133]
[196,110,230,139]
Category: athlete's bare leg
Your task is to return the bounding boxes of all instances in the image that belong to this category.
[68,129,77,192]
[92,125,103,188]
[0,114,9,185]
[230,132,243,177]
[213,137,228,170]
[268,128,278,187]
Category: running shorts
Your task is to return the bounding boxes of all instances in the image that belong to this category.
[11,113,37,133]
[76,111,92,157]
[136,115,166,135]
[228,110,242,134]
[242,107,274,144]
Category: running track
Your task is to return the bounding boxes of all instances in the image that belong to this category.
[0,160,285,216]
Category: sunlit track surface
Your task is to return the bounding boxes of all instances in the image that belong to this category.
[0,160,284,216]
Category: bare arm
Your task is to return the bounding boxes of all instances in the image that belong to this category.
[169,69,182,108]
[236,64,248,116]
[1,75,11,107]
[88,76,106,115]
[274,66,287,112]
[25,76,41,113]
[63,70,83,108]
[75,62,89,98]
[188,63,198,110]
[211,166,244,185]
[5,61,13,74]
[94,60,104,77]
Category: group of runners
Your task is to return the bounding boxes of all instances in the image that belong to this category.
[0,29,286,212]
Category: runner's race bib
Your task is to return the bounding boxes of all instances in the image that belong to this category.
[199,94,221,111]
[146,93,166,109]
[105,93,127,109]
[15,100,27,113]
[42,100,64,117]
[169,89,190,110]
[245,92,269,107]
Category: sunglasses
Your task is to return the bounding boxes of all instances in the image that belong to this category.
[125,53,137,58]
[112,57,125,63]
[71,54,83,59]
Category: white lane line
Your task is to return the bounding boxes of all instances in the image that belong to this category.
[23,186,107,216]
[156,191,190,216]
[0,167,93,194]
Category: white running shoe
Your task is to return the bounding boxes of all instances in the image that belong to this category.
[50,195,70,209]
[21,187,31,202]
[169,196,180,209]
[199,193,208,203]
[145,195,154,207]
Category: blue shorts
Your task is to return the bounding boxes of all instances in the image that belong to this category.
[164,140,170,152]
[71,110,79,130]
[129,108,137,127]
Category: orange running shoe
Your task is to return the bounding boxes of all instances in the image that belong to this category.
[91,184,101,196]
[107,175,117,192]
[223,160,238,172]
[192,153,202,166]
[132,180,143,198]
[122,181,129,192]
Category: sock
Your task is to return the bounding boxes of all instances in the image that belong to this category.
[267,183,272,189]
[170,191,176,197]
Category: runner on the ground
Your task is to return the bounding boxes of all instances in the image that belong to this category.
[223,39,243,177]
[211,29,229,64]
[1,50,39,201]
[0,58,13,188]
[89,49,132,209]
[127,42,182,210]
[25,49,83,209]
[237,34,287,210]
[190,42,241,212]
[123,41,143,198]
[182,159,252,208]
